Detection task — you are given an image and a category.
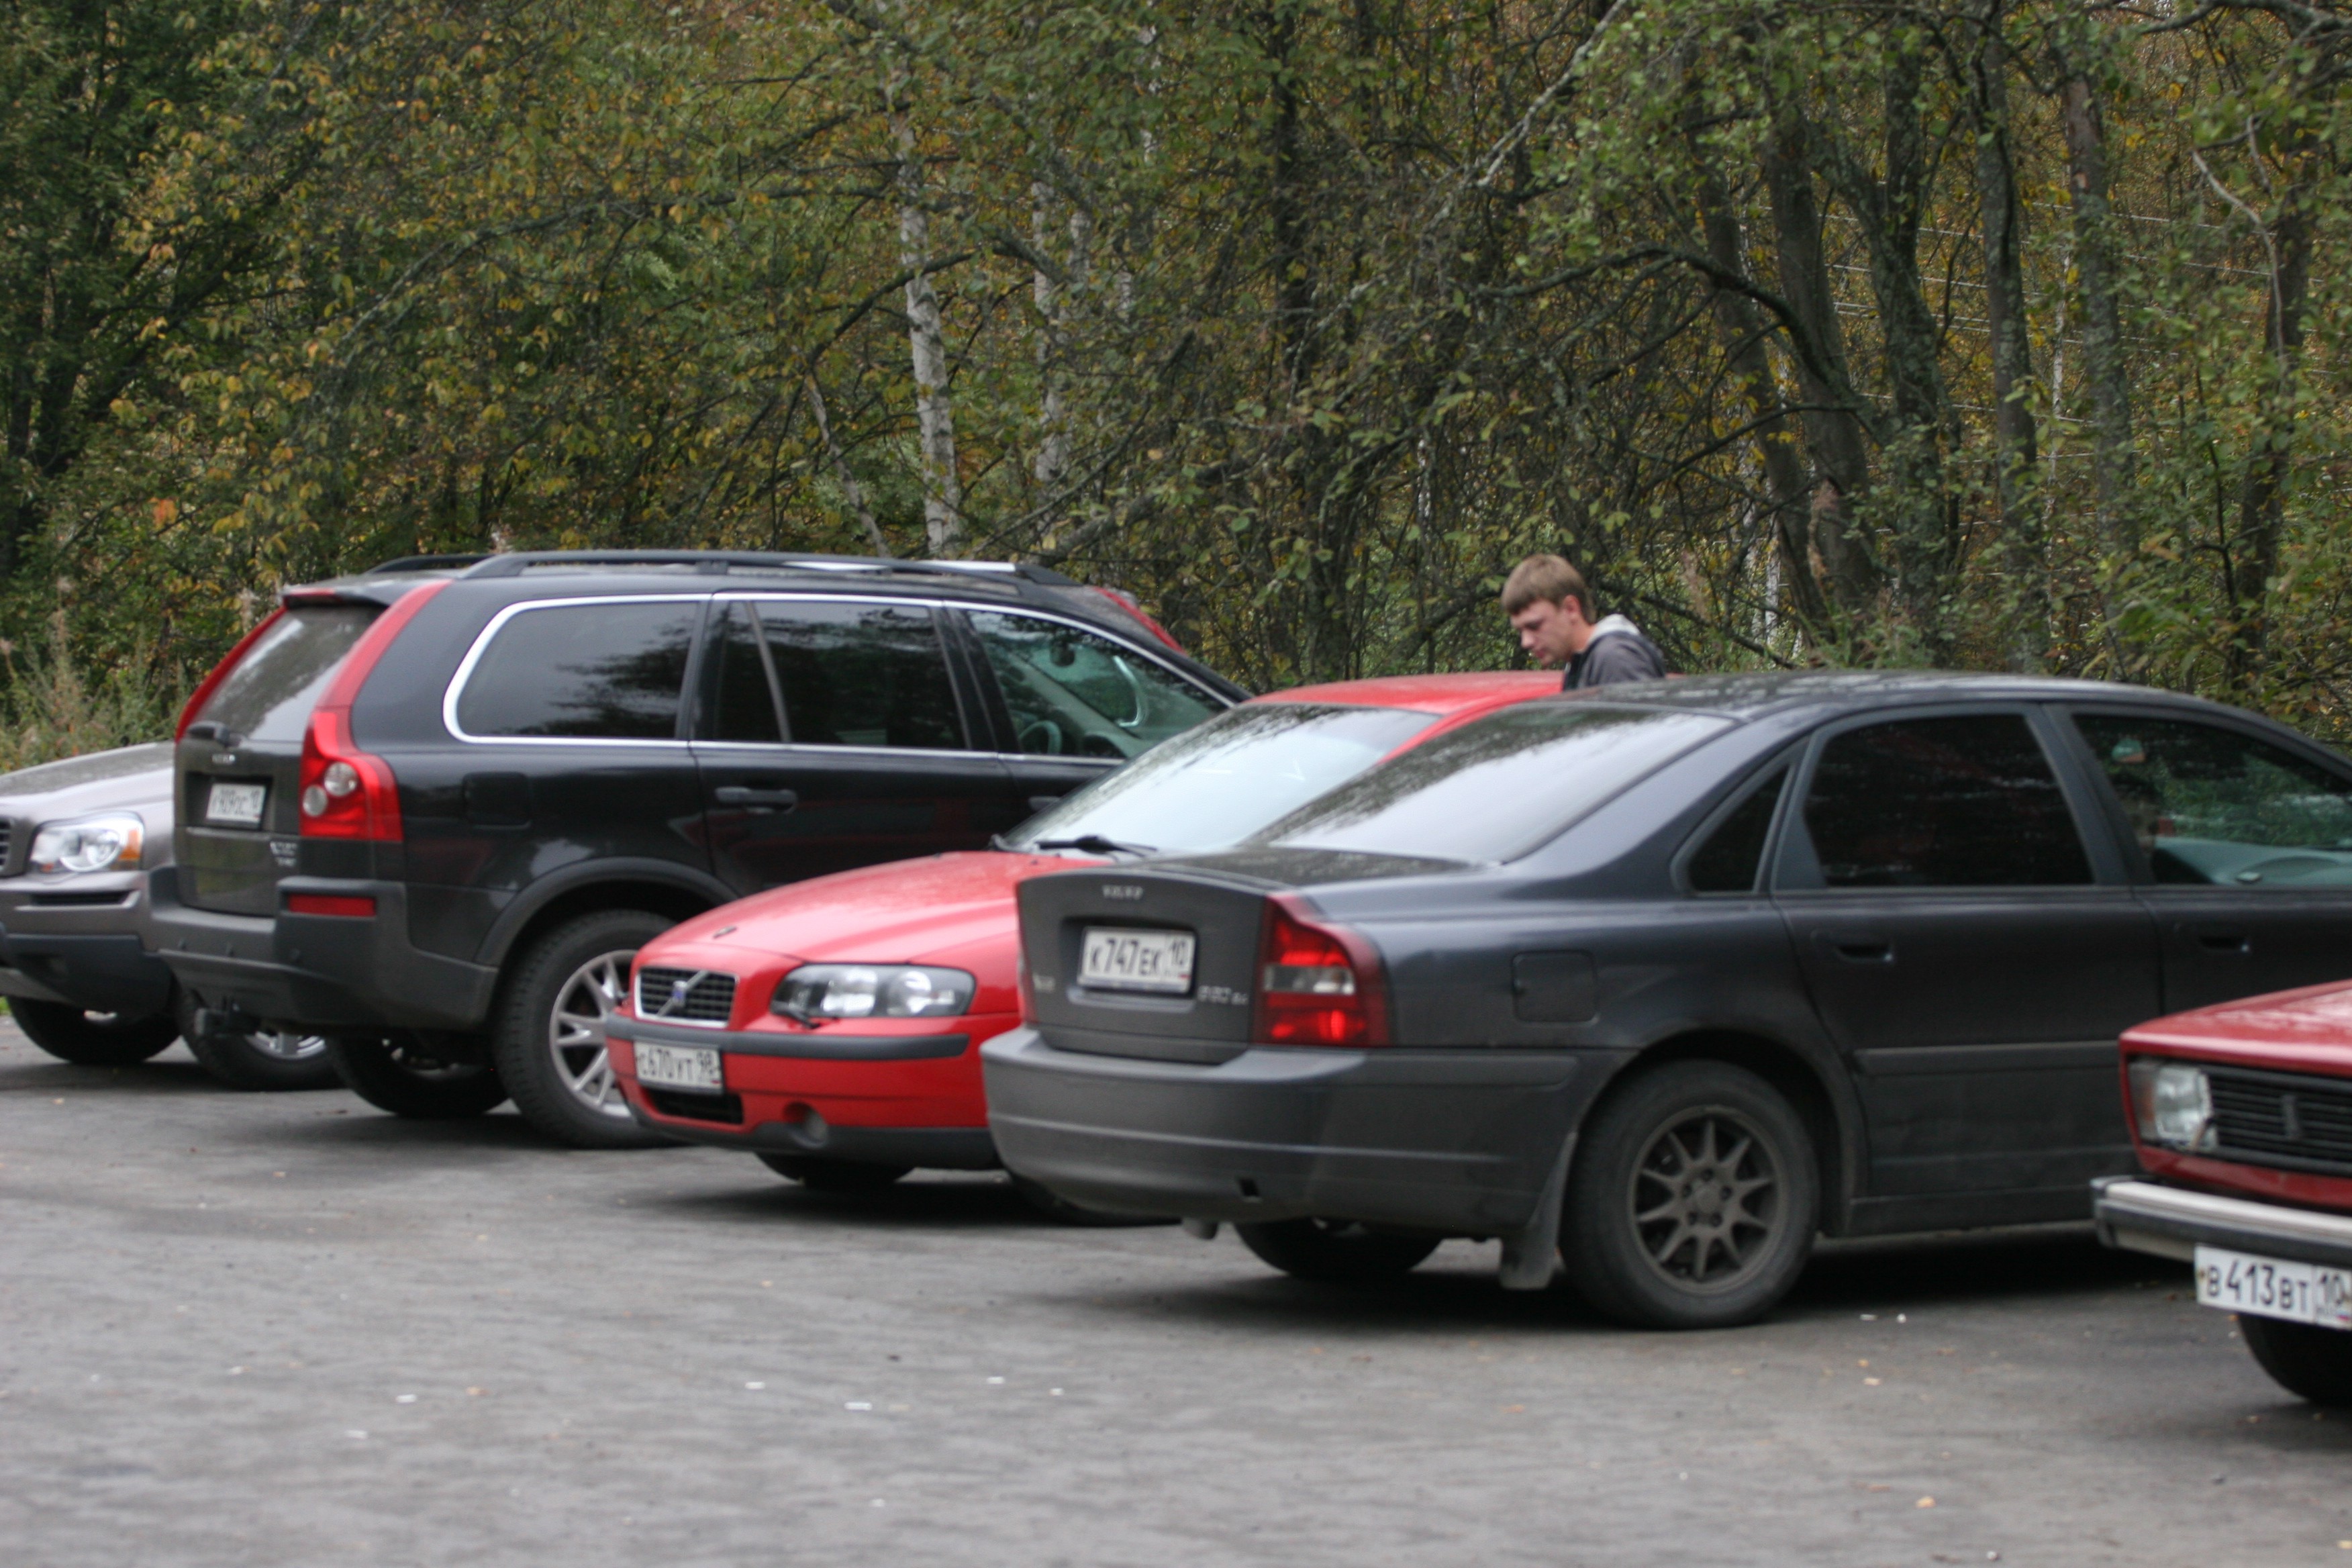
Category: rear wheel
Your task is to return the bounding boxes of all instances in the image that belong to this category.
[327,1034,508,1119]
[177,997,336,1091]
[9,999,177,1066]
[1559,1061,1817,1330]
[490,910,676,1150]
[2240,1316,2352,1405]
[1236,1218,1441,1283]
[756,1154,910,1192]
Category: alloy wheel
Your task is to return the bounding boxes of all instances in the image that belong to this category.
[1627,1107,1784,1292]
[547,949,636,1120]
[250,1031,328,1062]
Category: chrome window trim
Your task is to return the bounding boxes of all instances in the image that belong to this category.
[443,595,707,746]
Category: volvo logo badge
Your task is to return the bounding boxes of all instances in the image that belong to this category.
[1101,885,1144,901]
[667,979,691,1012]
[211,753,237,767]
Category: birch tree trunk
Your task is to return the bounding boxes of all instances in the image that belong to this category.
[885,46,962,556]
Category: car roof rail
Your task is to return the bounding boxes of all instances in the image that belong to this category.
[454,550,1081,587]
[368,553,491,574]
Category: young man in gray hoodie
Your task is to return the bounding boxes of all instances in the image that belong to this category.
[1500,553,1669,690]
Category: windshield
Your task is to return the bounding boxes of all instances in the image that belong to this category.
[1005,702,1437,855]
[1253,703,1732,862]
[195,606,379,744]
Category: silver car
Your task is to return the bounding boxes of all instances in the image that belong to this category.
[0,743,329,1089]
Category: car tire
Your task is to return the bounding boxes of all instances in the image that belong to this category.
[2239,1316,2352,1404]
[1235,1218,1442,1283]
[176,996,338,1091]
[490,910,677,1150]
[1559,1061,1818,1330]
[9,999,178,1066]
[1010,1173,1175,1227]
[756,1154,911,1191]
[327,1034,509,1119]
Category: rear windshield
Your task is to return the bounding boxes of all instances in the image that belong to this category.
[1006,702,1436,855]
[1253,703,1732,862]
[194,606,379,744]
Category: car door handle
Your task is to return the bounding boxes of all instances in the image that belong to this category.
[2193,930,2251,955]
[1814,932,1894,965]
[714,786,797,812]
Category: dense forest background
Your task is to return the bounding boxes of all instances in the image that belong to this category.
[7,0,2352,763]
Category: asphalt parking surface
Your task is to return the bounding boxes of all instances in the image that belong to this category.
[5,1021,2349,1567]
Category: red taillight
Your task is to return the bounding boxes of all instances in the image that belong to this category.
[1253,893,1388,1046]
[295,580,449,842]
[286,893,377,918]
[175,609,287,741]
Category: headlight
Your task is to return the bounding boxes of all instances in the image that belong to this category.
[2128,1058,2216,1151]
[773,964,975,1021]
[27,812,144,875]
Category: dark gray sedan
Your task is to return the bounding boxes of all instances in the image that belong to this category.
[984,672,2352,1328]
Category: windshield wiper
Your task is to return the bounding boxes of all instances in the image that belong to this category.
[1029,834,1158,856]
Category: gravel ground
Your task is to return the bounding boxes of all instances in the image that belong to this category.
[4,1018,2349,1567]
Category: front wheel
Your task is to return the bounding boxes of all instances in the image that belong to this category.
[1236,1218,1441,1283]
[327,1034,508,1119]
[10,998,177,1066]
[2241,1316,2352,1405]
[490,910,677,1150]
[1559,1061,1818,1330]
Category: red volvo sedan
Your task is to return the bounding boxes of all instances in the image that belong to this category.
[606,673,1557,1210]
[2096,981,2352,1403]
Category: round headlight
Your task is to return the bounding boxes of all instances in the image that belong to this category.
[26,813,145,875]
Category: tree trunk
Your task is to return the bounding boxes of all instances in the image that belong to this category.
[2058,68,2134,581]
[1974,8,2046,671]
[805,373,889,556]
[885,48,963,556]
[2230,175,2314,685]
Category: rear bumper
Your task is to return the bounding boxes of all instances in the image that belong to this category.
[145,867,497,1032]
[2094,1176,2352,1270]
[609,1014,1000,1169]
[0,875,173,1016]
[979,1026,1597,1231]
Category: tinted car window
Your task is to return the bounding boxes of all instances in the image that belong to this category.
[456,601,699,740]
[1803,714,2090,887]
[1687,767,1786,893]
[757,600,965,750]
[1256,704,1732,863]
[969,609,1220,760]
[2073,713,2352,886]
[708,603,783,744]
[195,606,377,744]
[1008,703,1435,854]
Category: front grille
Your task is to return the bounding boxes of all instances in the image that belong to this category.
[0,820,16,875]
[2210,1067,2352,1175]
[633,967,737,1026]
[646,1089,744,1124]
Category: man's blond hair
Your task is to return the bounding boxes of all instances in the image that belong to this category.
[1500,553,1591,618]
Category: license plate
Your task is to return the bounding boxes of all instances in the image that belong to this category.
[1079,927,1196,994]
[2194,1244,2352,1329]
[204,781,267,827]
[634,1043,723,1093]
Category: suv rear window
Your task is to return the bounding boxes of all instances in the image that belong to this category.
[1257,704,1732,862]
[455,601,699,740]
[195,606,378,743]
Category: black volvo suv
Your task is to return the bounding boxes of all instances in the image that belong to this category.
[148,551,1240,1146]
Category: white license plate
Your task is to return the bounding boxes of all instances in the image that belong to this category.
[205,780,267,827]
[2195,1244,2352,1329]
[1079,927,1196,994]
[634,1043,723,1093]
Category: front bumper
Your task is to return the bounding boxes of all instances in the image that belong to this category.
[979,1026,1598,1231]
[144,866,497,1033]
[609,1013,1001,1169]
[0,873,173,1016]
[2094,1176,2352,1271]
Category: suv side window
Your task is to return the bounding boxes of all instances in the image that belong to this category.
[968,609,1220,759]
[754,600,966,750]
[1802,714,2091,887]
[2073,713,2352,886]
[455,600,699,740]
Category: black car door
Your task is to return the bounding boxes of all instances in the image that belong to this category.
[2062,707,2352,1011]
[691,595,1013,893]
[1773,706,2161,1217]
[956,607,1228,820]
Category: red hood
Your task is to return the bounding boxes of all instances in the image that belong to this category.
[645,850,1085,971]
[2123,977,2352,1075]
